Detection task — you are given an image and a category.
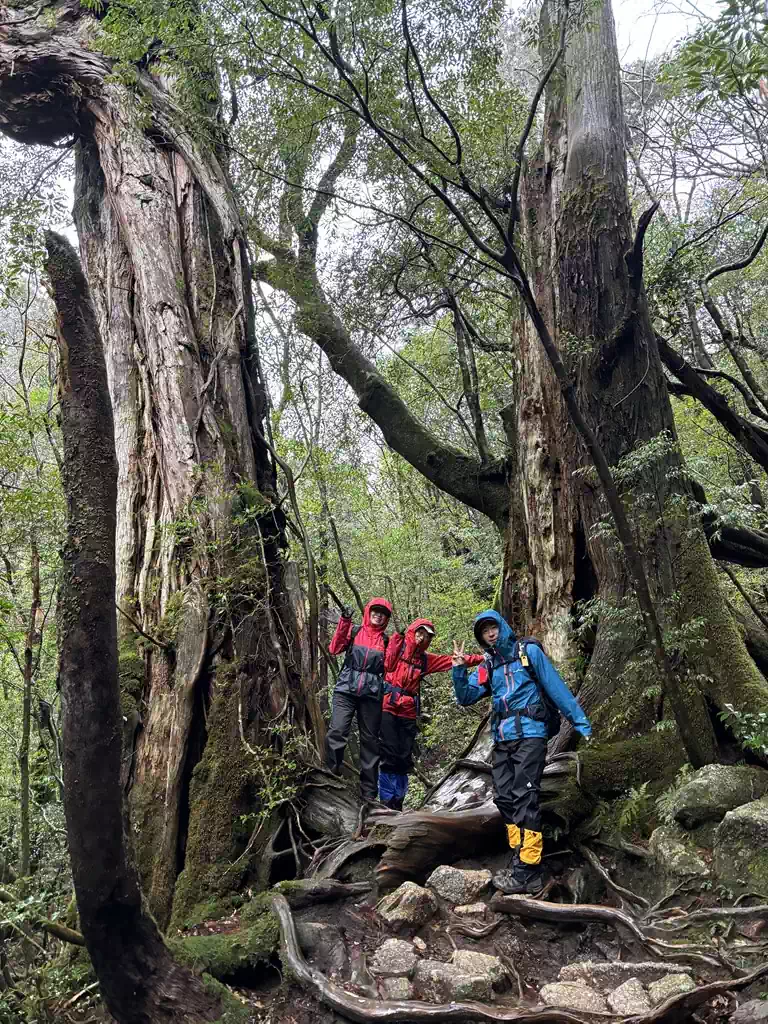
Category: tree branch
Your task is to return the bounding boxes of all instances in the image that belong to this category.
[253,250,511,524]
[656,332,768,475]
[705,220,768,283]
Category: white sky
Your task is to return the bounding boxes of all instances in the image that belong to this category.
[614,0,720,62]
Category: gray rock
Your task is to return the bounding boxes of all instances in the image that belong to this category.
[377,882,438,931]
[713,797,768,892]
[296,921,348,977]
[649,825,709,880]
[370,938,419,978]
[607,978,651,1015]
[414,959,493,1003]
[648,974,695,1006]
[731,999,768,1024]
[380,976,414,1000]
[452,949,507,990]
[426,865,492,905]
[539,982,608,1013]
[454,902,488,918]
[670,765,768,830]
[413,936,427,952]
[560,960,691,992]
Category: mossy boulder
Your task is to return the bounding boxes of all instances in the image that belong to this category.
[670,765,768,830]
[648,825,709,890]
[713,797,768,892]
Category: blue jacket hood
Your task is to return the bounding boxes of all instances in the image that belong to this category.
[473,609,516,657]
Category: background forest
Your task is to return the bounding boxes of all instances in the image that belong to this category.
[2,0,768,1020]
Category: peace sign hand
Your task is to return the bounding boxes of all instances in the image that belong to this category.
[451,640,468,667]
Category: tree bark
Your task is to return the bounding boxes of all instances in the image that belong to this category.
[1,0,320,930]
[19,538,39,879]
[506,0,768,749]
[46,230,222,1024]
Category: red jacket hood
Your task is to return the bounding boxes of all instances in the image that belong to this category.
[363,597,392,631]
[404,617,435,655]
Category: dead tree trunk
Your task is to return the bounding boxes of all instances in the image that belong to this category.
[504,0,768,749]
[1,0,321,930]
[46,230,222,1024]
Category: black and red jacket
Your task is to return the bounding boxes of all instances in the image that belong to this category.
[381,618,483,721]
[329,597,392,699]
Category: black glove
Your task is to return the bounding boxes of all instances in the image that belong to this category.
[340,606,353,619]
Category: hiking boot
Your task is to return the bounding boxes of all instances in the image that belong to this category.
[492,861,544,896]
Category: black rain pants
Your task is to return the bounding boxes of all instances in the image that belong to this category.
[491,737,547,829]
[325,689,382,802]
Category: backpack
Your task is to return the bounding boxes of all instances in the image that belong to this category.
[516,637,562,740]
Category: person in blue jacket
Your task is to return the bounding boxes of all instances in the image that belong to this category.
[452,609,592,895]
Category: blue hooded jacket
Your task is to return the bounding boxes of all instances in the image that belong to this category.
[452,610,591,742]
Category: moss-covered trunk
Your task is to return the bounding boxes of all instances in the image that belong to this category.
[505,0,768,750]
[0,0,322,931]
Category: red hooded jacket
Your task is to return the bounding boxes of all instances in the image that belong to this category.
[329,597,392,699]
[382,618,483,720]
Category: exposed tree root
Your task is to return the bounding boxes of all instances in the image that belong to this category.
[649,904,768,933]
[278,878,373,909]
[575,845,649,911]
[273,893,600,1022]
[312,839,388,880]
[489,896,727,970]
[273,893,768,1024]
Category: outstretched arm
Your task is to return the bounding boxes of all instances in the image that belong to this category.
[328,614,354,655]
[425,652,483,674]
[452,642,490,706]
[528,645,591,736]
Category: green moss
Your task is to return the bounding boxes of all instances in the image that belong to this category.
[170,665,263,929]
[546,731,686,827]
[118,633,145,717]
[181,895,243,930]
[168,916,278,980]
[679,532,768,717]
[745,849,768,889]
[202,976,252,1024]
[156,590,185,647]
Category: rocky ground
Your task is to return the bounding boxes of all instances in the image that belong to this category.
[174,765,768,1023]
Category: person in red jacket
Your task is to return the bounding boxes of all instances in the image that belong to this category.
[326,597,392,803]
[378,618,483,809]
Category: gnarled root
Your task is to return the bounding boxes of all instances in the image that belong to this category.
[490,896,728,970]
[272,893,768,1024]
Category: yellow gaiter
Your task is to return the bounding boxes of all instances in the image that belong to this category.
[520,828,543,865]
[506,824,521,849]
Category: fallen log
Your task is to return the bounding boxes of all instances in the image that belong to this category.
[272,893,768,1024]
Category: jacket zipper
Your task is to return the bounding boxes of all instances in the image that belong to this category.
[357,642,371,694]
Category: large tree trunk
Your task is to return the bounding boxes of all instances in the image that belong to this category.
[506,0,768,748]
[46,230,222,1024]
[1,0,322,930]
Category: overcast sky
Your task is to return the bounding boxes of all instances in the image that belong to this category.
[614,0,720,62]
